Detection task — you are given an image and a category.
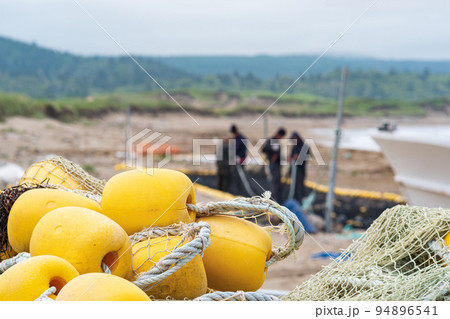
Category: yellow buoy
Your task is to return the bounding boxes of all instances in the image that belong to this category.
[444,232,450,247]
[130,236,207,300]
[197,215,272,291]
[102,169,196,235]
[8,188,102,253]
[56,273,150,301]
[30,207,132,278]
[19,160,84,190]
[0,255,79,301]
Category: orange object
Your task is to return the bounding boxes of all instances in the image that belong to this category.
[134,142,180,156]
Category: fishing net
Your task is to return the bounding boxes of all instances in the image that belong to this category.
[0,184,48,260]
[19,156,105,196]
[0,180,106,260]
[1,156,105,260]
[284,205,450,301]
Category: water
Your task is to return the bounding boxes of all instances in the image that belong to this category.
[308,125,450,152]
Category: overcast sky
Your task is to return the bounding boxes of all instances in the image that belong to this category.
[1,0,449,60]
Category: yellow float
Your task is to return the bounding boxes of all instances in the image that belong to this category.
[19,160,84,190]
[444,232,450,247]
[197,215,272,292]
[130,235,207,299]
[56,273,150,301]
[0,255,79,301]
[30,206,132,278]
[101,168,196,235]
[8,188,102,253]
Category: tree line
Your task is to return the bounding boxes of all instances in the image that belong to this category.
[0,36,449,101]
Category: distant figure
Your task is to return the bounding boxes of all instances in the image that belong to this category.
[378,120,397,132]
[217,138,231,192]
[230,124,248,195]
[263,128,286,203]
[289,132,309,203]
[230,124,247,164]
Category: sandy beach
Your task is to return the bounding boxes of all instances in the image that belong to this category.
[4,113,448,191]
[1,113,448,292]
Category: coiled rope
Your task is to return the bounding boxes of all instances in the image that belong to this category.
[131,221,211,291]
[194,291,278,301]
[187,192,304,267]
[35,287,56,301]
[0,252,30,274]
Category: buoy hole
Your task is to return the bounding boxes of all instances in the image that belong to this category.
[102,251,119,273]
[49,277,66,296]
[186,194,193,205]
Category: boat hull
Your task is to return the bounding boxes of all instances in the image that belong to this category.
[372,130,450,208]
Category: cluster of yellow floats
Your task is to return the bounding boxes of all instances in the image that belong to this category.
[0,161,273,301]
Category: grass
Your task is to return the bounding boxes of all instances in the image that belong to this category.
[0,127,18,133]
[0,92,41,120]
[0,89,445,122]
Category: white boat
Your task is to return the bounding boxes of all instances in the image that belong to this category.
[371,125,450,208]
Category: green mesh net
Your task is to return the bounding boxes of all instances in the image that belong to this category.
[284,205,450,301]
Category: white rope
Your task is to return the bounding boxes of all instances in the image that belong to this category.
[0,252,30,274]
[194,290,279,301]
[132,221,211,291]
[187,193,304,267]
[102,262,111,274]
[129,225,189,242]
[35,286,56,301]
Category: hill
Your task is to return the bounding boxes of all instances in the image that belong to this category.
[155,55,450,79]
[0,36,196,98]
[0,36,449,101]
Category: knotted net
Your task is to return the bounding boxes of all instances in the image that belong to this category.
[284,205,450,301]
[19,156,105,196]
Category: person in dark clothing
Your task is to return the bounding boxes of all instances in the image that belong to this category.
[229,124,248,195]
[289,131,309,203]
[230,124,247,164]
[262,128,286,203]
[217,138,231,192]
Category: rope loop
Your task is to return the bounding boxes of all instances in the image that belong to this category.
[0,252,30,274]
[131,221,211,291]
[194,291,279,301]
[35,287,56,301]
[187,192,304,267]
